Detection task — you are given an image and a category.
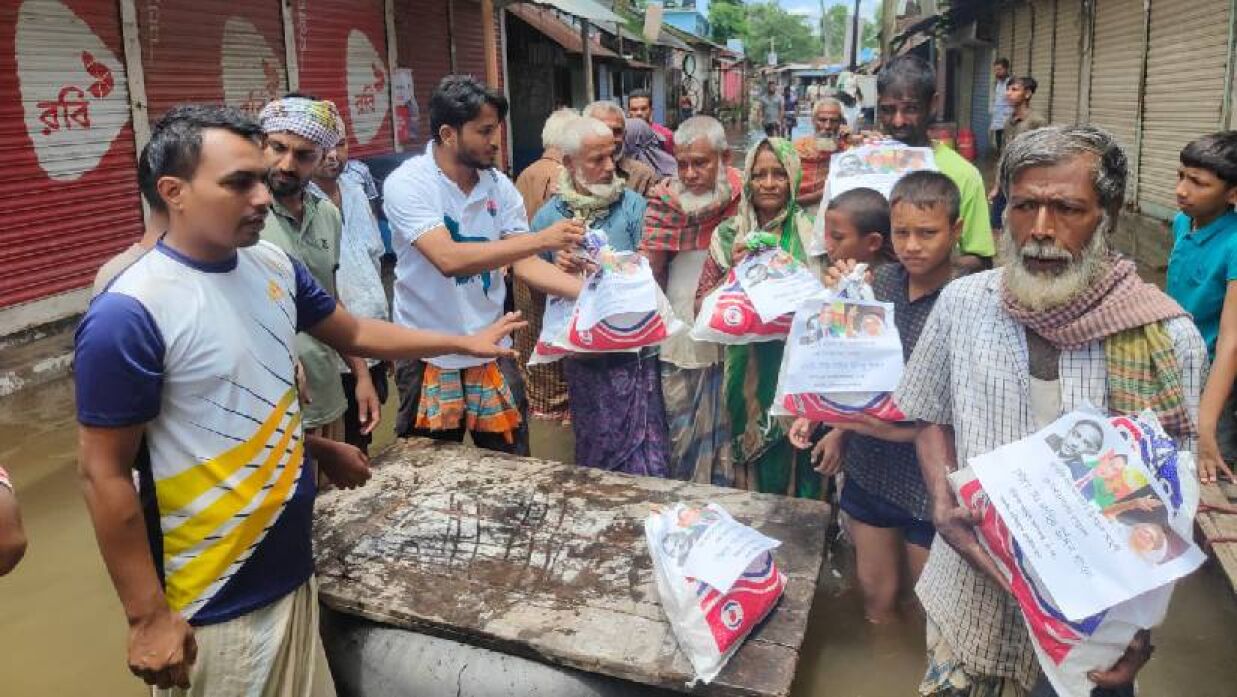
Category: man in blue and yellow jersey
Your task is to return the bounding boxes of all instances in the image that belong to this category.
[74,105,524,696]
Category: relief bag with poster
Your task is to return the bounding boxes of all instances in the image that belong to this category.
[528,230,682,363]
[806,140,937,257]
[949,409,1204,697]
[644,503,787,685]
[691,241,826,345]
[771,263,906,422]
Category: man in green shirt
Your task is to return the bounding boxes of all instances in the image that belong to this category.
[876,56,995,274]
[259,95,381,438]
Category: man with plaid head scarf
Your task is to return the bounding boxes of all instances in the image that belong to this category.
[259,94,383,445]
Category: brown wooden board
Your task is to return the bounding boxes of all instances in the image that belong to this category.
[1198,481,1237,594]
[313,438,830,697]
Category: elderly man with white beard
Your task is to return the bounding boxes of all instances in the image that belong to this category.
[530,117,670,477]
[895,126,1206,697]
[640,116,743,486]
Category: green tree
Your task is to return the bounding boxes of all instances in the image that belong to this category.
[745,3,820,64]
[821,5,850,63]
[709,0,747,44]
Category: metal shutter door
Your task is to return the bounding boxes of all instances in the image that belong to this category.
[452,0,488,82]
[296,0,394,158]
[1050,0,1083,124]
[1030,0,1054,114]
[137,0,288,122]
[1088,0,1144,196]
[1,0,143,308]
[1013,1,1033,73]
[1137,0,1230,214]
[999,4,1016,65]
[970,46,993,155]
[396,0,450,152]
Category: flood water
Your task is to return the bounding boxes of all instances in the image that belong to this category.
[2,376,1236,696]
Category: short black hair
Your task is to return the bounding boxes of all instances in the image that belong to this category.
[889,170,961,223]
[143,104,264,213]
[429,75,508,143]
[1012,76,1038,95]
[136,141,158,210]
[994,57,1011,69]
[827,187,893,260]
[628,88,652,106]
[877,55,936,107]
[1180,131,1237,186]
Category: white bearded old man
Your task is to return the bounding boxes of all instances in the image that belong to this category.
[640,116,743,486]
[895,125,1206,697]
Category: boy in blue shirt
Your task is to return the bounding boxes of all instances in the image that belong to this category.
[1167,131,1237,483]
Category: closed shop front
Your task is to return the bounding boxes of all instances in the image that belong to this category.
[1138,0,1230,213]
[1088,0,1144,197]
[1050,0,1082,124]
[137,0,288,121]
[1029,0,1054,115]
[294,0,394,158]
[969,46,993,155]
[396,0,450,153]
[998,3,1016,65]
[1013,1,1032,73]
[0,0,143,308]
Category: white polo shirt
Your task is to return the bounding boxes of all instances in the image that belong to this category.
[383,142,529,369]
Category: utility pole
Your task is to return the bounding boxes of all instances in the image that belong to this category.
[582,19,594,102]
[850,0,861,69]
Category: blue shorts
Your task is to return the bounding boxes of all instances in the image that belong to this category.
[840,478,936,549]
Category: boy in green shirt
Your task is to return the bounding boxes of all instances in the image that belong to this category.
[875,55,995,274]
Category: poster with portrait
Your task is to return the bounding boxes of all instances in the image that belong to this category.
[969,411,1204,621]
[734,248,826,323]
[951,410,1201,697]
[778,296,903,395]
[824,141,937,199]
[572,252,658,330]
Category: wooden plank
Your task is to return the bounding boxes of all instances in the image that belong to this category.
[1198,481,1237,594]
[313,438,830,697]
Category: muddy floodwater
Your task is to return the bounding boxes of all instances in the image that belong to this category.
[2,376,1236,696]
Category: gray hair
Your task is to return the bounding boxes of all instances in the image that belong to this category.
[674,116,727,152]
[560,117,613,158]
[582,100,625,121]
[541,107,579,150]
[812,97,844,114]
[999,125,1128,213]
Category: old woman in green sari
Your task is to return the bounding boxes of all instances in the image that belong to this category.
[694,137,820,498]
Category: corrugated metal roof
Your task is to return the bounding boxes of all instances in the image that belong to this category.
[506,4,618,58]
[524,0,622,24]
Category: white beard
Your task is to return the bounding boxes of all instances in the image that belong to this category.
[676,162,727,214]
[576,170,624,200]
[1000,212,1112,311]
[680,186,724,214]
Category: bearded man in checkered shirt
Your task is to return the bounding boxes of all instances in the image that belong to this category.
[896,125,1207,697]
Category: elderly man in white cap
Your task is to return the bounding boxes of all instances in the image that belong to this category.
[259,94,382,443]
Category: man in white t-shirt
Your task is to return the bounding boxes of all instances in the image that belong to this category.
[384,75,584,454]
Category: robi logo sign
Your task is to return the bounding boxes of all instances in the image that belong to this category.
[15,0,130,182]
[346,29,388,146]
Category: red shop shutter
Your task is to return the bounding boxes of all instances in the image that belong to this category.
[293,0,394,158]
[395,0,450,152]
[0,0,143,308]
[137,0,288,122]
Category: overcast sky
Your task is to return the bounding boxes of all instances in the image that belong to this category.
[764,0,878,27]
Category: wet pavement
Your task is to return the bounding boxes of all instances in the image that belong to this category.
[2,375,1237,696]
